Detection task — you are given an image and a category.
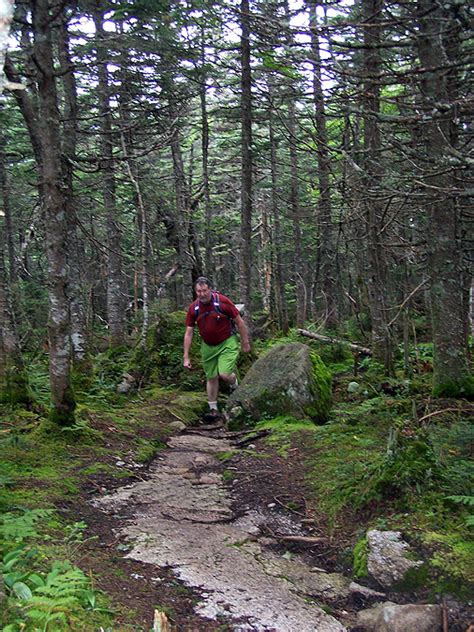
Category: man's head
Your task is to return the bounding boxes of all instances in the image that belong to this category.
[195,276,213,303]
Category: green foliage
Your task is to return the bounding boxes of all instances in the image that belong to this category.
[421,532,474,599]
[135,437,166,464]
[352,537,368,578]
[128,311,203,391]
[0,510,110,630]
[0,509,54,543]
[365,425,444,500]
[432,375,474,400]
[0,363,33,408]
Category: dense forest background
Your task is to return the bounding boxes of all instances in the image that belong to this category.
[0,0,473,423]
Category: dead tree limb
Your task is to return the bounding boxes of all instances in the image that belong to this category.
[297,329,372,356]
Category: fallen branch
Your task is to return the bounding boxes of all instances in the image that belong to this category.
[419,407,473,424]
[273,535,325,544]
[297,329,372,356]
[235,429,270,447]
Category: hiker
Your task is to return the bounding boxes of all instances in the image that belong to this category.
[183,277,251,419]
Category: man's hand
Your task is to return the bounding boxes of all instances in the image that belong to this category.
[183,357,192,369]
[241,340,251,353]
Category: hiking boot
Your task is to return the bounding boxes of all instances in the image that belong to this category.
[202,409,223,423]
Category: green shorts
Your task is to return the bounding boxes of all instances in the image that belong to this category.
[201,335,240,379]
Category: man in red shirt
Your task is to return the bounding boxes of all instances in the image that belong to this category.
[183,277,251,420]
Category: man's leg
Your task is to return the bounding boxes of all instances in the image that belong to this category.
[220,372,238,387]
[206,375,219,410]
[218,336,240,390]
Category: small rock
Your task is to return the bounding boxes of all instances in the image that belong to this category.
[267,503,276,509]
[356,602,442,632]
[347,381,360,393]
[115,460,126,467]
[366,529,423,587]
[349,581,385,598]
[169,420,187,432]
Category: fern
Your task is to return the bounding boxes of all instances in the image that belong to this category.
[445,495,474,507]
[0,509,53,542]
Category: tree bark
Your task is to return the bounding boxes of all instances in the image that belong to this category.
[93,5,126,347]
[57,11,90,368]
[307,0,338,329]
[33,0,75,423]
[239,0,253,316]
[362,0,393,373]
[416,0,473,397]
[268,111,289,333]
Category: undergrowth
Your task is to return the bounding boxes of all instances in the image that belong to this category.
[0,509,111,631]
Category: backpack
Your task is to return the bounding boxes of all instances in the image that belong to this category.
[193,292,236,336]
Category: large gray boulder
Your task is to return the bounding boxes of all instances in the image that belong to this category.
[227,342,332,424]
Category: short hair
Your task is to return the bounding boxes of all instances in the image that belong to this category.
[195,276,212,288]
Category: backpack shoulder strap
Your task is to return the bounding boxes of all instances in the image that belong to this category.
[212,292,221,313]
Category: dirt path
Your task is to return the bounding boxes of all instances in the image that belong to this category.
[93,430,354,631]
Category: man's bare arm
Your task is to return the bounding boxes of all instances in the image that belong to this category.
[234,315,251,353]
[183,326,194,368]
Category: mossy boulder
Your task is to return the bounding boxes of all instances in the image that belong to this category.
[226,342,331,425]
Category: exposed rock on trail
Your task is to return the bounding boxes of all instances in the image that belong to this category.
[95,432,347,631]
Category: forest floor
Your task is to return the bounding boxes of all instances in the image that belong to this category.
[61,399,355,631]
[2,375,473,631]
[47,388,471,631]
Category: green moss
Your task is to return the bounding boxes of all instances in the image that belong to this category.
[423,532,474,598]
[257,416,317,456]
[71,357,95,393]
[353,536,369,578]
[305,352,332,422]
[49,386,77,426]
[393,563,429,592]
[432,376,474,400]
[135,438,166,464]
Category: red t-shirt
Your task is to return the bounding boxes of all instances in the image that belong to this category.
[185,293,239,345]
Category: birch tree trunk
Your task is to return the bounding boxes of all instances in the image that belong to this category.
[199,31,213,278]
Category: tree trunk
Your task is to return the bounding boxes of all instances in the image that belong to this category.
[362,0,393,373]
[416,0,473,397]
[269,124,289,333]
[199,31,213,278]
[93,5,126,347]
[58,12,90,370]
[288,97,306,327]
[239,0,253,315]
[170,126,194,305]
[0,148,30,406]
[33,0,75,423]
[307,0,338,329]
